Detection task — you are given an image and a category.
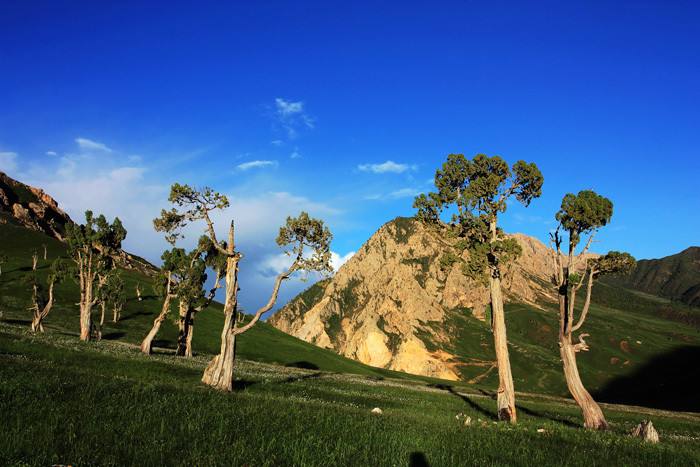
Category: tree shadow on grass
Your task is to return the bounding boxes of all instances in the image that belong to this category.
[279,372,323,385]
[119,311,154,321]
[285,361,320,370]
[102,331,126,340]
[409,452,430,467]
[429,383,497,421]
[0,318,31,326]
[594,345,700,412]
[233,380,258,391]
[515,404,578,428]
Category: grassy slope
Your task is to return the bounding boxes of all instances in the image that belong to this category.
[0,221,434,381]
[2,325,699,467]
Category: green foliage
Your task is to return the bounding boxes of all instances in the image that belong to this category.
[414,154,542,282]
[65,210,127,271]
[153,183,230,244]
[594,251,636,277]
[277,211,333,275]
[99,271,125,311]
[555,190,613,249]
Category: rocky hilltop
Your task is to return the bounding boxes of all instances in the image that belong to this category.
[0,171,156,276]
[0,171,72,240]
[270,217,561,380]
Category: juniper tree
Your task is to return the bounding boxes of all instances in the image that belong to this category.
[414,153,543,422]
[550,190,635,429]
[154,183,333,391]
[65,211,127,341]
[140,240,224,357]
[26,258,68,332]
[97,271,125,325]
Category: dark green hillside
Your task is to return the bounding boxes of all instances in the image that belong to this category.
[603,247,700,307]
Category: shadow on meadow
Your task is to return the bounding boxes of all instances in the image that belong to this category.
[595,345,700,412]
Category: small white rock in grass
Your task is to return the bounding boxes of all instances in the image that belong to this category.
[455,413,472,426]
[537,428,546,433]
[371,407,383,415]
[636,340,642,345]
[631,420,659,444]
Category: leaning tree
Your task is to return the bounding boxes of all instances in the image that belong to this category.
[65,211,127,341]
[26,258,68,332]
[140,240,223,357]
[154,183,332,391]
[414,154,543,423]
[550,190,635,429]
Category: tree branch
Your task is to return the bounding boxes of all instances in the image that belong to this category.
[233,264,297,336]
[573,333,590,352]
[571,266,596,332]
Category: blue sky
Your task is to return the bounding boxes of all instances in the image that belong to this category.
[1,1,699,310]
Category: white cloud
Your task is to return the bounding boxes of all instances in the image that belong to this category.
[0,151,18,174]
[358,160,417,174]
[273,97,315,140]
[365,187,421,201]
[330,251,355,271]
[236,160,279,171]
[290,148,301,159]
[275,98,304,117]
[271,140,284,146]
[46,150,57,156]
[75,137,112,152]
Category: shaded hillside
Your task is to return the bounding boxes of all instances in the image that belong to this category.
[603,247,700,306]
[271,217,700,400]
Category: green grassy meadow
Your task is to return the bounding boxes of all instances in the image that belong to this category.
[1,221,700,465]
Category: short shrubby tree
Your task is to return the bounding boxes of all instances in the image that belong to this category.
[154,183,333,391]
[414,154,543,423]
[26,258,68,332]
[550,190,635,429]
[65,211,127,341]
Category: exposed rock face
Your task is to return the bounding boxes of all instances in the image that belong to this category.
[270,217,560,380]
[0,171,72,240]
[0,171,157,276]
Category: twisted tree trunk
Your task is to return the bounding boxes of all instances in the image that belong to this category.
[176,300,192,357]
[202,255,240,391]
[560,336,608,429]
[141,277,173,355]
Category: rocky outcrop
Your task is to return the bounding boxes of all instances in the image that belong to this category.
[0,171,72,240]
[270,217,561,380]
[0,171,157,276]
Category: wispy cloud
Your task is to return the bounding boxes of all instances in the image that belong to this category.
[46,150,57,156]
[364,187,421,201]
[290,148,301,159]
[0,151,18,174]
[236,160,279,171]
[273,97,315,140]
[358,160,417,174]
[271,140,284,147]
[75,137,112,152]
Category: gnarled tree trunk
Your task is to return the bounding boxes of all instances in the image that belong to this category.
[202,255,239,391]
[141,280,173,355]
[176,300,192,357]
[560,337,608,430]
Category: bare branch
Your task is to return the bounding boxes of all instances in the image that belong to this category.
[573,333,590,352]
[572,266,596,332]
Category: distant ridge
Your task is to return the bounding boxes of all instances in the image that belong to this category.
[603,246,700,306]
